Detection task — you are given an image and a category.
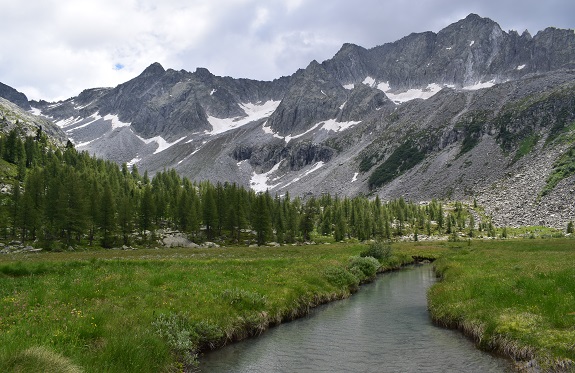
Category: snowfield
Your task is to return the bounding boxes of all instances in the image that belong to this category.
[207,100,280,135]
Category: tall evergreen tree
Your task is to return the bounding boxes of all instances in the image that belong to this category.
[203,186,218,240]
[100,181,116,248]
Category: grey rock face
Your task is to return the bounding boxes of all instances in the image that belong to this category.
[267,60,348,135]
[0,97,66,145]
[322,13,575,89]
[0,82,30,110]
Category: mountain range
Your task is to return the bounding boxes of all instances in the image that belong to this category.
[2,13,575,229]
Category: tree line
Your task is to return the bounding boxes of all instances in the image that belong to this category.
[0,128,491,249]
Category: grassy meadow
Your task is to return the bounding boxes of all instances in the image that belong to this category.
[0,242,446,372]
[428,239,575,371]
[2,238,574,372]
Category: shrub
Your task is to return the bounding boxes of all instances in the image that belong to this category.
[152,313,198,367]
[324,266,360,290]
[347,256,380,282]
[360,241,392,263]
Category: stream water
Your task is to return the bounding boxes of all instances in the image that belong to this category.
[199,265,513,372]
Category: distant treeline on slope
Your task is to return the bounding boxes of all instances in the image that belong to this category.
[0,128,488,249]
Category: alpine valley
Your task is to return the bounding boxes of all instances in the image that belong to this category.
[3,13,575,228]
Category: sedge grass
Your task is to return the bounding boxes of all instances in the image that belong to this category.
[428,239,575,371]
[0,243,445,372]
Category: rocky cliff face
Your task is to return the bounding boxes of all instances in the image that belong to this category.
[0,97,66,145]
[323,13,575,89]
[7,13,575,228]
[0,82,31,111]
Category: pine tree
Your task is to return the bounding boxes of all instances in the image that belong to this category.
[300,198,317,241]
[468,214,475,238]
[252,193,272,245]
[203,186,218,240]
[118,193,134,246]
[333,205,346,242]
[10,180,21,238]
[139,185,154,239]
[100,181,116,248]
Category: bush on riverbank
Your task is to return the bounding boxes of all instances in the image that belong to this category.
[360,241,392,263]
[348,256,380,282]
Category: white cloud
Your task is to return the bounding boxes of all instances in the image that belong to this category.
[0,0,573,101]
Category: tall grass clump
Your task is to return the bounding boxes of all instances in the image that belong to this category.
[4,346,83,373]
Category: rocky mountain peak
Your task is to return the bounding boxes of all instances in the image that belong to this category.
[194,67,214,80]
[140,62,166,77]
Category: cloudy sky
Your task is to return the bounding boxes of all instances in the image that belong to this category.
[1,0,573,102]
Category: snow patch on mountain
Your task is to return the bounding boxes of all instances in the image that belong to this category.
[463,80,496,90]
[66,113,102,132]
[281,161,325,189]
[104,114,131,129]
[363,78,444,103]
[206,100,280,135]
[321,118,361,132]
[56,116,81,128]
[262,121,284,140]
[136,134,187,154]
[284,122,322,143]
[517,64,526,70]
[250,161,282,192]
[385,83,444,103]
[263,116,361,142]
[76,135,104,148]
[362,77,376,87]
[127,157,141,167]
[343,83,355,90]
[29,107,42,116]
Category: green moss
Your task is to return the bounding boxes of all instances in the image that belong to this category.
[512,134,539,163]
[456,112,487,156]
[368,140,425,189]
[540,146,575,197]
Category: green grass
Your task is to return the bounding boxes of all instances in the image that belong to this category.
[512,134,539,163]
[428,239,575,371]
[368,140,425,189]
[0,243,445,372]
[540,146,575,197]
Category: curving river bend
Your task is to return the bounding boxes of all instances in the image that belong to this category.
[200,265,513,372]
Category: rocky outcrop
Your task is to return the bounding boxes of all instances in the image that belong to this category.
[0,97,66,145]
[267,60,348,135]
[0,82,30,110]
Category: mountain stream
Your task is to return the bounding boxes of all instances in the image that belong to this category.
[199,265,513,372]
